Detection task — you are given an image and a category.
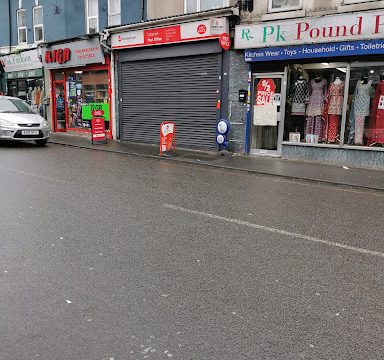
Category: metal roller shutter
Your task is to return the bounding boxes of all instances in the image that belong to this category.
[120,54,220,150]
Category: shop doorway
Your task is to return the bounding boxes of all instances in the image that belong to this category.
[251,73,285,156]
[53,81,66,131]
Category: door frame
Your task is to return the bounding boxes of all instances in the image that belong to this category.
[52,79,67,132]
[250,70,287,157]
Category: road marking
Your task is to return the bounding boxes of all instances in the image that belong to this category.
[163,204,384,259]
[0,165,67,184]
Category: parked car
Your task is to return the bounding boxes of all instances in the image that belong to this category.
[0,96,50,146]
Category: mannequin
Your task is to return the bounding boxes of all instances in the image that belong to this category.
[324,75,345,143]
[290,74,310,140]
[368,73,384,145]
[31,87,37,106]
[353,74,372,144]
[27,87,33,104]
[35,86,42,106]
[306,74,327,141]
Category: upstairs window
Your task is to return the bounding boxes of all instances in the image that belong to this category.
[343,0,376,3]
[33,6,44,42]
[108,0,121,26]
[268,0,302,12]
[86,0,99,34]
[17,8,27,44]
[185,0,229,14]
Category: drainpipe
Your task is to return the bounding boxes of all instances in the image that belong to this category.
[141,0,146,21]
[8,0,11,53]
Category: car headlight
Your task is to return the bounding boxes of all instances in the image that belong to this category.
[0,119,15,127]
[41,119,49,127]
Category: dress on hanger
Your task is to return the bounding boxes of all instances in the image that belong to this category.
[306,78,327,139]
[353,80,372,144]
[291,80,310,115]
[325,81,344,142]
[369,80,384,145]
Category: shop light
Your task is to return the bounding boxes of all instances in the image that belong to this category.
[321,62,329,65]
[74,71,83,74]
[370,70,375,74]
[336,68,347,73]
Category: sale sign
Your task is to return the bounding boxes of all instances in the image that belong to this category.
[91,115,107,144]
[160,122,176,156]
[256,79,276,106]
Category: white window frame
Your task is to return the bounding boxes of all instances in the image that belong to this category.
[17,8,27,44]
[33,5,44,43]
[184,0,229,14]
[268,0,303,13]
[343,0,375,3]
[108,0,121,26]
[85,0,99,34]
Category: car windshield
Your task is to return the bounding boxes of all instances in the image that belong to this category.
[0,98,36,114]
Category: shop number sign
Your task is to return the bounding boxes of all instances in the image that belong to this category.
[256,79,276,106]
[91,110,107,143]
[160,122,176,156]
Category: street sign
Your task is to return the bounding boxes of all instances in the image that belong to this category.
[160,122,176,156]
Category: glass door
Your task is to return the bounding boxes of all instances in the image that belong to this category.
[53,81,66,132]
[251,73,285,156]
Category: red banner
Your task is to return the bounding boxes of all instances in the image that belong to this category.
[144,26,181,45]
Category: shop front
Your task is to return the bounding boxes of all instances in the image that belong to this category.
[109,15,233,150]
[0,49,45,116]
[42,38,111,137]
[235,10,384,167]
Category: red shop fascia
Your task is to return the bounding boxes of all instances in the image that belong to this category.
[42,37,112,138]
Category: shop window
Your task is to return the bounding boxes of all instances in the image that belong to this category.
[33,6,44,43]
[17,8,27,44]
[284,63,347,144]
[86,0,99,34]
[343,0,375,3]
[268,0,302,12]
[345,65,384,147]
[184,0,229,13]
[108,0,121,26]
[66,70,109,130]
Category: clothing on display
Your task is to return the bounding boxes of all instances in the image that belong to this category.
[352,79,372,144]
[290,78,310,115]
[369,79,384,145]
[306,78,327,140]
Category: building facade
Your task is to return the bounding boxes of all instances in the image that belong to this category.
[233,0,384,168]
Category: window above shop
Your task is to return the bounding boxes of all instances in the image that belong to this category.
[86,0,99,34]
[33,6,44,43]
[184,0,229,14]
[17,8,27,44]
[108,0,121,26]
[268,0,303,13]
[343,0,375,3]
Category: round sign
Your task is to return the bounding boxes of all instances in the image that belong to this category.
[216,134,225,144]
[219,33,231,51]
[197,24,207,35]
[92,110,104,117]
[217,120,228,135]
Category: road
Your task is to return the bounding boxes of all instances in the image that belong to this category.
[1,142,384,360]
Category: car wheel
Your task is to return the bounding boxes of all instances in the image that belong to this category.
[35,139,48,147]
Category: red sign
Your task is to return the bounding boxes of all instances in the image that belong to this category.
[91,118,107,143]
[197,24,207,35]
[219,33,231,51]
[44,48,71,64]
[92,110,104,117]
[144,26,181,45]
[160,122,176,156]
[256,79,276,106]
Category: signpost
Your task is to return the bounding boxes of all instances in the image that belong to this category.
[91,110,107,144]
[160,122,176,156]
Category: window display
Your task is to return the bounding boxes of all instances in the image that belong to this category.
[346,66,384,147]
[285,64,347,144]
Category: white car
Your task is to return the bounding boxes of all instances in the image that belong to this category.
[0,96,50,146]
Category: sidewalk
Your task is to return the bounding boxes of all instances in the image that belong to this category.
[48,133,384,191]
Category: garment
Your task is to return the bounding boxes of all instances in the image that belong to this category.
[306,116,324,139]
[328,81,345,115]
[291,79,310,115]
[354,80,372,117]
[327,115,340,143]
[355,116,365,144]
[369,80,384,144]
[306,78,327,117]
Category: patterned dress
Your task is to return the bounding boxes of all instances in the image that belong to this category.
[306,78,327,139]
[291,80,310,115]
[369,80,384,145]
[353,80,372,144]
[326,81,345,143]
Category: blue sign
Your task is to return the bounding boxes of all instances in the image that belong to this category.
[245,39,384,62]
